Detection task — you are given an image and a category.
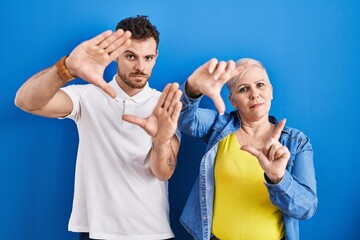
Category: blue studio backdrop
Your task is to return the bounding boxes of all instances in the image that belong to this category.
[1,0,360,239]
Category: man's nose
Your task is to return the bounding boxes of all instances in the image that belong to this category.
[135,60,145,72]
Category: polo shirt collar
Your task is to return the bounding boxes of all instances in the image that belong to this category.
[109,74,152,104]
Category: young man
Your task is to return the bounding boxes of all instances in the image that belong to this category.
[15,16,181,240]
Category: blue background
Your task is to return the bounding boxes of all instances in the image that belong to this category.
[1,0,359,239]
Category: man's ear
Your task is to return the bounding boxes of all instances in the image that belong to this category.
[155,49,159,61]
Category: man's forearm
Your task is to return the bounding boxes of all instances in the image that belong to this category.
[15,65,69,112]
[149,137,178,181]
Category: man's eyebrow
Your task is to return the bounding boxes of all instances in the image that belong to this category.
[123,50,136,55]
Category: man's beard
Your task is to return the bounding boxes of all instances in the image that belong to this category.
[118,70,150,89]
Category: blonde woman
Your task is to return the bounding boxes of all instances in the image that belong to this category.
[178,58,317,240]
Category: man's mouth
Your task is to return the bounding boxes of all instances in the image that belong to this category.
[130,74,147,78]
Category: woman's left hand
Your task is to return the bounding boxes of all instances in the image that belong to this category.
[241,119,290,184]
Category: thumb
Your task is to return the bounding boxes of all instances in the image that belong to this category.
[122,114,146,128]
[95,79,117,98]
[241,145,270,170]
[211,93,226,115]
[103,84,117,99]
[241,145,261,157]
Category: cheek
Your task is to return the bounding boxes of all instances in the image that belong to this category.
[265,92,272,100]
[118,61,131,70]
[147,62,156,70]
[232,96,247,108]
[262,89,273,100]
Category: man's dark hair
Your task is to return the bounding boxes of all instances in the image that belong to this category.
[116,15,160,48]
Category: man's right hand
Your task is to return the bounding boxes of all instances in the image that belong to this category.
[66,29,132,98]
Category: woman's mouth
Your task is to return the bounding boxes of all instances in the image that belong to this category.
[250,103,263,108]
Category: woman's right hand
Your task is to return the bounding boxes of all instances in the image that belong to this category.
[186,59,233,114]
[186,58,248,114]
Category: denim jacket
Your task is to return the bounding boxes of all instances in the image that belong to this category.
[178,83,317,240]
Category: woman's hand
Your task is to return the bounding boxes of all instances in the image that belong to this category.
[186,58,246,115]
[241,119,290,184]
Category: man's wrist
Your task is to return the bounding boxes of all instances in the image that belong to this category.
[55,55,76,82]
[152,139,171,148]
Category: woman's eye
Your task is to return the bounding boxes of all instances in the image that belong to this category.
[257,82,264,88]
[239,87,247,93]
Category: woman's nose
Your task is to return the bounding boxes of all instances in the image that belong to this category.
[249,89,259,100]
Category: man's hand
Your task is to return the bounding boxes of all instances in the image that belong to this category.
[241,119,290,184]
[186,58,247,114]
[66,29,132,98]
[122,82,182,142]
[122,83,182,180]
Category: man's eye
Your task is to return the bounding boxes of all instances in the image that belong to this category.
[126,55,135,60]
[145,56,153,61]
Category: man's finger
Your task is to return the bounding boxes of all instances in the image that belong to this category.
[98,29,124,49]
[88,30,113,45]
[95,80,116,98]
[168,89,182,116]
[272,118,286,140]
[105,31,132,54]
[163,83,180,110]
[109,39,132,61]
[171,102,182,122]
[122,114,146,128]
[156,83,172,109]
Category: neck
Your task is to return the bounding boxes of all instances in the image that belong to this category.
[240,115,271,134]
[237,115,274,148]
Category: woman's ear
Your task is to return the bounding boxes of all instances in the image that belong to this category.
[228,94,236,108]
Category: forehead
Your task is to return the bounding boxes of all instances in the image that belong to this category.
[124,37,157,56]
[236,66,269,84]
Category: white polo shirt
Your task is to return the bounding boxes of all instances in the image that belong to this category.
[61,75,174,240]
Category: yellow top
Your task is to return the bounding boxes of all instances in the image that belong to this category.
[212,133,284,240]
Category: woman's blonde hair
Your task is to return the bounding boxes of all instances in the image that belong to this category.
[226,58,268,94]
